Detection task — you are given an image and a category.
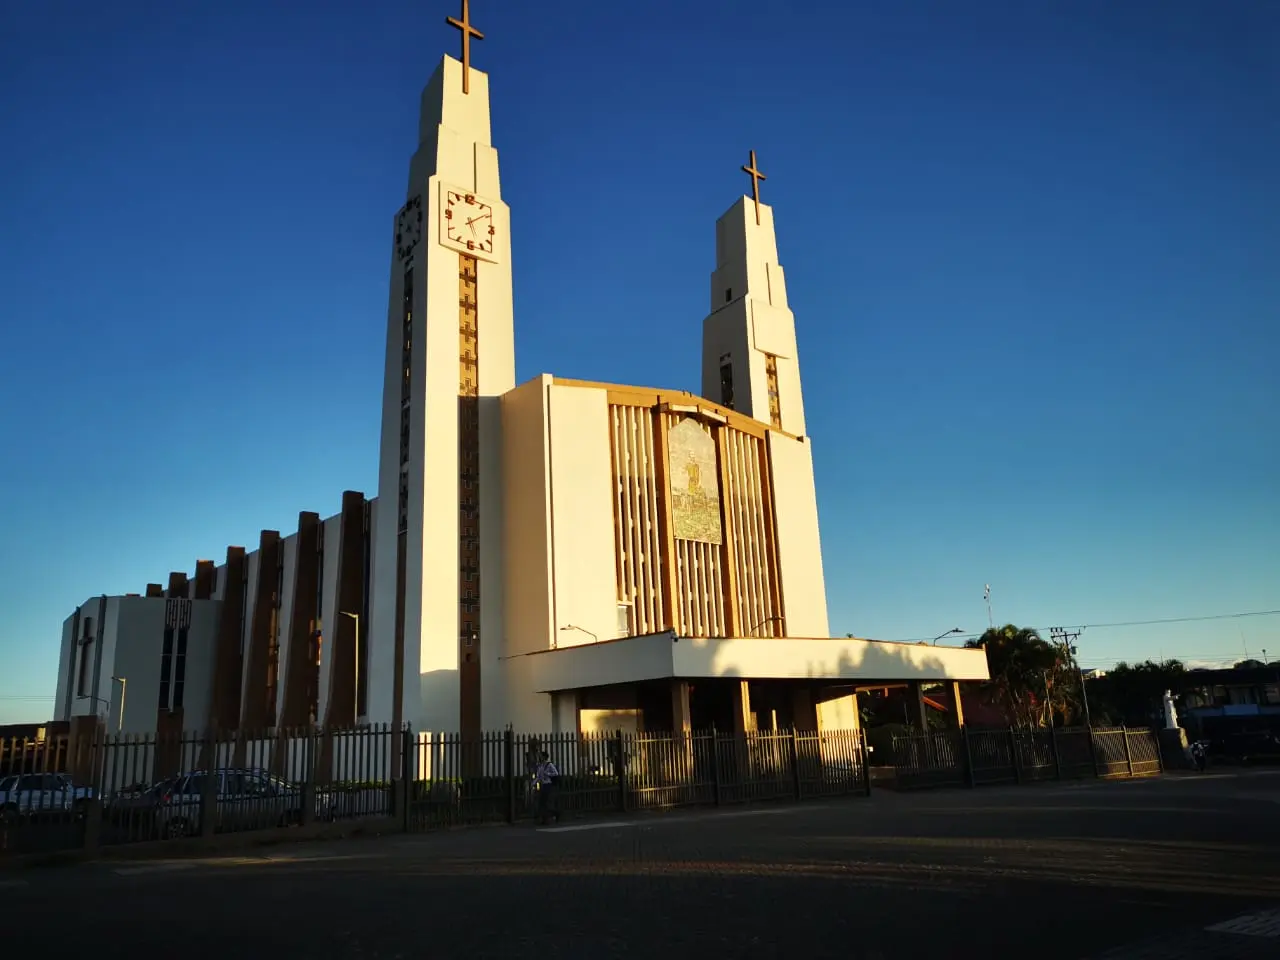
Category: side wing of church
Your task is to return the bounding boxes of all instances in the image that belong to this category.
[52,38,988,743]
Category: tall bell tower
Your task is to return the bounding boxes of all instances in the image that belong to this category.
[369,2,514,737]
[701,152,808,438]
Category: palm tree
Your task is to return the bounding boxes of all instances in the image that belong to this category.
[966,625,1078,727]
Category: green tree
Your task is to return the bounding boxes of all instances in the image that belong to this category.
[965,625,1080,727]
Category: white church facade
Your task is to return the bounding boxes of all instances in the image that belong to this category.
[54,37,988,743]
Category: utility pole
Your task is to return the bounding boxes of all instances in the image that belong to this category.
[1050,626,1089,727]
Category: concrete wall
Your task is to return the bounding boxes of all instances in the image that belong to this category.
[523,632,990,694]
[546,383,617,653]
[815,692,859,732]
[58,597,110,724]
[52,491,373,738]
[768,432,829,639]
[275,531,300,724]
[240,546,261,699]
[673,636,989,683]
[218,503,370,733]
[316,512,343,724]
[501,376,553,659]
[497,377,621,728]
[53,611,76,720]
[54,597,220,735]
[495,652,556,733]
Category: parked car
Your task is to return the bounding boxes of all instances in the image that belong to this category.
[0,773,95,819]
[105,768,336,839]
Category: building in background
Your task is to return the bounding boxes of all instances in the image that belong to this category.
[54,492,371,738]
[1178,665,1280,756]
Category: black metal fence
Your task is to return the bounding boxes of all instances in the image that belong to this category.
[402,727,868,829]
[0,724,869,858]
[0,725,401,857]
[891,725,1163,791]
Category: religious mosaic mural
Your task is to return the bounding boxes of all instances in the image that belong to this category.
[667,418,723,545]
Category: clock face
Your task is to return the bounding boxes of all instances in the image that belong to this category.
[443,189,496,257]
[395,195,423,262]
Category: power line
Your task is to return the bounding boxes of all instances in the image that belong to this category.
[1075,659,1211,666]
[1075,655,1264,670]
[1050,609,1280,631]
[900,607,1280,644]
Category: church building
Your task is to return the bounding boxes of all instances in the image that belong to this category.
[53,11,988,744]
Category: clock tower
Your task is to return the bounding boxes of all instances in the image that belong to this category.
[368,38,515,738]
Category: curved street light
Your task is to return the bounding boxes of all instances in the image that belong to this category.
[932,628,964,646]
[747,616,785,637]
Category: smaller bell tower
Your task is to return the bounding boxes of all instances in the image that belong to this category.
[701,151,808,438]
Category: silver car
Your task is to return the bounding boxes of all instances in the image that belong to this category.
[109,767,335,839]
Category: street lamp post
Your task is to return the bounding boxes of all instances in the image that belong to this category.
[747,616,785,636]
[111,676,126,732]
[558,624,598,646]
[340,612,361,726]
[932,628,964,646]
[76,675,127,732]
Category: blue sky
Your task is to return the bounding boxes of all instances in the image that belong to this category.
[1,1,1277,722]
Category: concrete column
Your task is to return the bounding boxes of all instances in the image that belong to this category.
[791,686,817,731]
[728,680,754,781]
[193,560,216,600]
[948,680,966,729]
[909,681,929,730]
[323,492,367,732]
[814,689,859,733]
[209,546,247,734]
[552,690,580,735]
[671,680,692,733]
[731,680,753,735]
[241,530,282,733]
[280,511,322,729]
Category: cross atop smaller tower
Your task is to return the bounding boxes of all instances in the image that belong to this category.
[741,150,767,225]
[446,0,485,95]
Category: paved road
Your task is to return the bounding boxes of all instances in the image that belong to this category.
[5,771,1279,959]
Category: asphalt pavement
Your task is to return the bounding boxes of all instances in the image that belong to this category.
[4,769,1279,959]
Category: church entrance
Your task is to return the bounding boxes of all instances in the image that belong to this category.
[688,680,733,731]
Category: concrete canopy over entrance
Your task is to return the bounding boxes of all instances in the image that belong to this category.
[522,631,990,694]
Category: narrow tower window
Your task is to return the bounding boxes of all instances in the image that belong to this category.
[719,354,735,410]
[764,353,781,429]
[158,614,174,709]
[172,622,188,710]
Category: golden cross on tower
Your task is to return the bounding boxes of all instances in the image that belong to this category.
[446,0,485,95]
[741,150,767,225]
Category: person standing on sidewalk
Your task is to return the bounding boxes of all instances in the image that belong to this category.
[534,751,561,825]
